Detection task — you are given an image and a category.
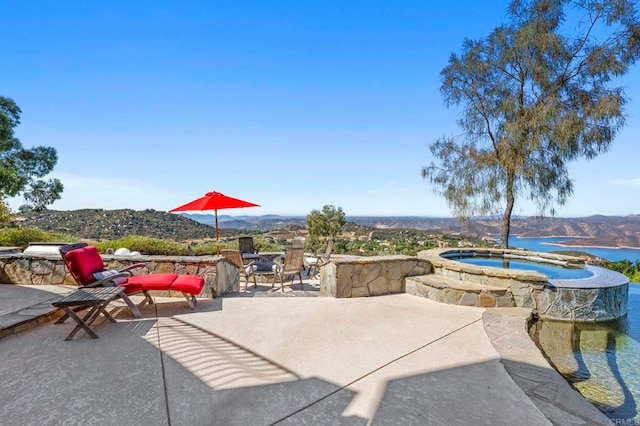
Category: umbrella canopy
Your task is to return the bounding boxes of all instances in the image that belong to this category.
[170,191,260,249]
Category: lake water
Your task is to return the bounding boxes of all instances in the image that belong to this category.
[505,236,640,262]
[531,285,640,423]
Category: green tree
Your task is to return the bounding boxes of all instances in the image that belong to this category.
[306,205,346,251]
[0,96,63,221]
[421,0,640,248]
[0,201,13,226]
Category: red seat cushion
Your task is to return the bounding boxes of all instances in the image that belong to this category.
[63,246,105,285]
[171,275,205,295]
[128,274,177,291]
[117,281,146,295]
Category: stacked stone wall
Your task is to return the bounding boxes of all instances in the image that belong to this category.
[0,253,236,298]
[416,248,628,321]
[319,255,431,298]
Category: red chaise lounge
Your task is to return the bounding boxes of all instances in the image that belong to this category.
[59,243,205,317]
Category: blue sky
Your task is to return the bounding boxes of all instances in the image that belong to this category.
[2,0,639,218]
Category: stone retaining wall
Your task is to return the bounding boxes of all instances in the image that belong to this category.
[1,249,628,321]
[0,253,239,298]
[0,251,435,301]
[319,255,432,298]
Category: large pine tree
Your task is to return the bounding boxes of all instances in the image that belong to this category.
[422,0,640,247]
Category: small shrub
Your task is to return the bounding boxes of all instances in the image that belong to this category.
[0,227,77,249]
[94,236,188,256]
[600,260,640,283]
[253,236,284,253]
[191,241,220,255]
[188,236,284,255]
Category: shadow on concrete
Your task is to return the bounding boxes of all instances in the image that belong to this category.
[372,360,610,426]
[0,290,612,426]
[151,316,367,425]
[148,315,603,425]
[109,294,225,320]
[0,315,164,425]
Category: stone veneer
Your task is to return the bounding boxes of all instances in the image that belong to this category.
[319,255,432,298]
[0,252,240,298]
[536,278,629,322]
[0,251,432,301]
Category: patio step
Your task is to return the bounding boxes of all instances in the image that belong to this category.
[0,285,69,341]
[0,298,64,340]
[405,274,516,308]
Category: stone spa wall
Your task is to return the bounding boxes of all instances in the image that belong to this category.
[419,248,629,322]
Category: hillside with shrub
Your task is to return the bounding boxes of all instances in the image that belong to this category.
[15,209,226,241]
[8,209,640,283]
[8,209,494,256]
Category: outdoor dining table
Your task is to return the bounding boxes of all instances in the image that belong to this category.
[52,286,125,341]
[241,252,260,263]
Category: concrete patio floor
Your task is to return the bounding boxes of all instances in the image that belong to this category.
[0,282,609,425]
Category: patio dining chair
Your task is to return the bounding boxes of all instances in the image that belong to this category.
[305,240,334,279]
[272,247,305,292]
[280,236,306,264]
[220,249,258,291]
[291,236,306,249]
[238,236,259,263]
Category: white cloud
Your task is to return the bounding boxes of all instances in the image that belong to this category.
[610,178,640,187]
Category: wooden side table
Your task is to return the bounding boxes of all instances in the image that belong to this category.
[53,287,125,341]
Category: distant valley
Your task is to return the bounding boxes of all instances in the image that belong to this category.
[14,209,640,248]
[206,213,640,248]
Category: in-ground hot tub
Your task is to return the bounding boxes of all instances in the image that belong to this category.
[419,248,629,322]
[452,255,595,280]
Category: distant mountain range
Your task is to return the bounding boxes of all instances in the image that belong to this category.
[184,213,306,230]
[183,213,640,248]
[14,209,640,248]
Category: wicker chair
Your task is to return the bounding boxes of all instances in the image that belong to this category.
[272,247,305,292]
[221,249,257,291]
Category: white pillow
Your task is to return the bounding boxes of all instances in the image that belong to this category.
[93,269,128,285]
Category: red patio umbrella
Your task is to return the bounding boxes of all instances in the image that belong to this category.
[170,191,260,250]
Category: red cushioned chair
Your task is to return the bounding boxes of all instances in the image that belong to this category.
[59,243,205,317]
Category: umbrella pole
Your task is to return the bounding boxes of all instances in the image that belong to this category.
[215,209,220,254]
